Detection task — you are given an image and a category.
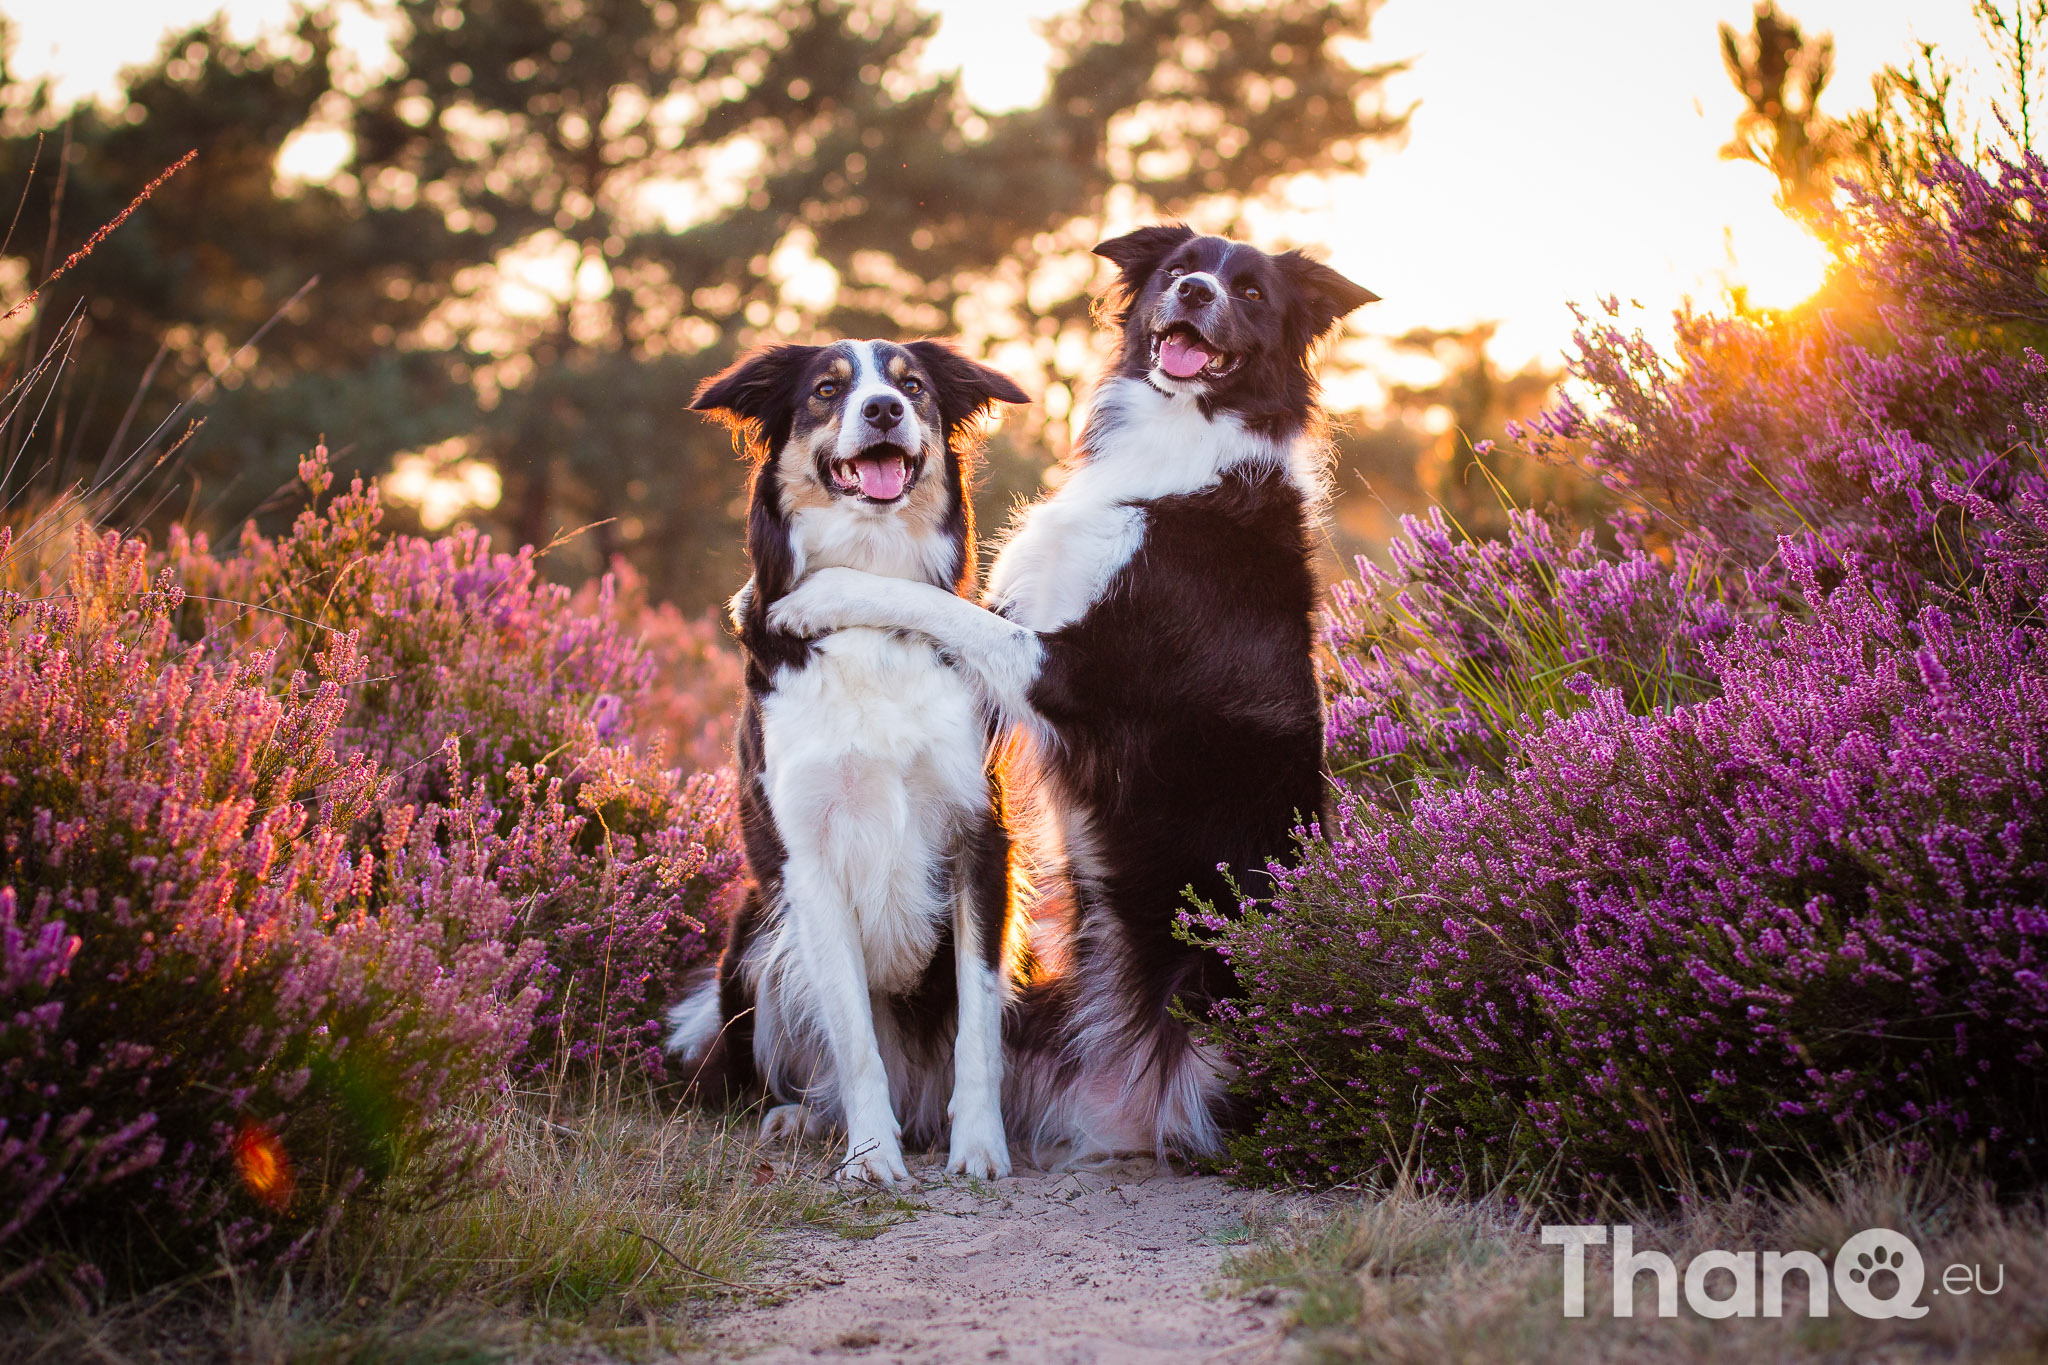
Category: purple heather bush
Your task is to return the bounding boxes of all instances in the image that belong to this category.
[1322,506,1736,797]
[0,527,542,1284]
[1217,149,2048,1197]
[166,457,742,1076]
[0,456,741,1286]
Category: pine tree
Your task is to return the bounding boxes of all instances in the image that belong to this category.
[5,0,1408,609]
[0,14,480,523]
[1718,2,1845,218]
[355,0,1407,604]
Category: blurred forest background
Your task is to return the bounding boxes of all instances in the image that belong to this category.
[0,0,1958,612]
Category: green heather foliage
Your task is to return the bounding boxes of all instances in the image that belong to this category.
[1211,148,2048,1199]
[0,455,742,1288]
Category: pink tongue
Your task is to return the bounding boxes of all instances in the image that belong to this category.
[856,455,908,500]
[1159,332,1213,379]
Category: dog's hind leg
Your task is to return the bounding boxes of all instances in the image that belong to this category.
[945,812,1013,1178]
[781,872,912,1186]
[760,1102,831,1143]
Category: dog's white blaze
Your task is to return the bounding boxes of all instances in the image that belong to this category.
[835,339,927,461]
[1147,272,1223,393]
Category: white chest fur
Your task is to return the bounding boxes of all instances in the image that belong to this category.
[984,492,1145,634]
[986,377,1313,632]
[788,503,957,586]
[757,627,987,993]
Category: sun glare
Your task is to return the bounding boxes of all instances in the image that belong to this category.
[1724,211,1834,312]
[386,437,504,530]
[232,1117,294,1212]
[276,125,354,187]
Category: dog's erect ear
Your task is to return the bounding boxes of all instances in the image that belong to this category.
[1275,251,1378,343]
[905,340,1030,440]
[690,344,819,460]
[1092,223,1197,294]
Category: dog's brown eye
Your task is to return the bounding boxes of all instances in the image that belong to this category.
[1242,285,1262,301]
[1166,266,1186,277]
[901,377,923,395]
[815,381,838,399]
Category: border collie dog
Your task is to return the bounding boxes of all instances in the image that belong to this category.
[666,338,1029,1184]
[770,226,1375,1160]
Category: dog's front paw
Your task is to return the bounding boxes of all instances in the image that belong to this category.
[767,568,867,638]
[838,1127,912,1187]
[946,1107,1012,1180]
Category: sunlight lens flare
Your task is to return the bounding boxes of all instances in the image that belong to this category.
[276,126,354,187]
[1725,213,1833,313]
[233,1117,295,1212]
[386,437,504,530]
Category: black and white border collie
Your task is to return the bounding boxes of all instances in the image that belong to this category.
[666,338,1029,1184]
[770,227,1375,1160]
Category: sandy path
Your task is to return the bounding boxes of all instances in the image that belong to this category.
[699,1156,1295,1364]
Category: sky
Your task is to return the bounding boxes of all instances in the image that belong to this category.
[6,0,1994,386]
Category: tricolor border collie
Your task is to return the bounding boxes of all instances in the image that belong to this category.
[667,338,1029,1183]
[771,226,1375,1160]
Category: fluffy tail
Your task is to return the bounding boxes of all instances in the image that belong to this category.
[1001,967,1233,1166]
[665,962,760,1102]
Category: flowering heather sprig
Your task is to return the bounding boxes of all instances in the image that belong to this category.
[1323,506,1734,797]
[597,564,743,775]
[164,453,743,1076]
[1835,144,2048,338]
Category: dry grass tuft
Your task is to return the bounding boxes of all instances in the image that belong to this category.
[1231,1158,2048,1364]
[2,1088,858,1363]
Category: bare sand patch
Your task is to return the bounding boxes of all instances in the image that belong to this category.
[700,1156,1297,1364]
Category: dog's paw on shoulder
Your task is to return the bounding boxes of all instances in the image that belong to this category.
[766,568,864,637]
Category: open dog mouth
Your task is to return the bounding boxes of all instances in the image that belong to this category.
[828,445,920,503]
[1150,323,1240,381]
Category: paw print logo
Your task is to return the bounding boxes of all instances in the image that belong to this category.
[1848,1244,1907,1285]
[1834,1228,1929,1319]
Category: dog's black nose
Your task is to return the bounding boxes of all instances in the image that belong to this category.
[863,396,904,428]
[1176,276,1215,307]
